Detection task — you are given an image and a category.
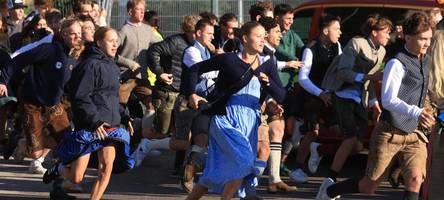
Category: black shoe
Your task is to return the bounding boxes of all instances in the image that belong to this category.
[2,131,21,160]
[50,188,76,200]
[43,163,60,184]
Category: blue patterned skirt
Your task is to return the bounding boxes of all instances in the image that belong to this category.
[57,127,134,174]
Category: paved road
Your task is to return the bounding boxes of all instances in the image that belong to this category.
[0,151,403,200]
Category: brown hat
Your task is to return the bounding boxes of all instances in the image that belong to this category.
[7,0,28,10]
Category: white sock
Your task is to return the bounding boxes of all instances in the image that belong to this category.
[36,156,45,163]
[269,142,282,183]
[146,137,171,151]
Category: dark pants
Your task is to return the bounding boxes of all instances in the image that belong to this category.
[332,94,367,138]
[303,94,338,131]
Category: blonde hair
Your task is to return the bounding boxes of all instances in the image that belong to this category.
[181,15,201,33]
[429,30,444,99]
[126,0,145,12]
[360,14,393,36]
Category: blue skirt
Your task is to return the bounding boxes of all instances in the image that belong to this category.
[57,127,134,174]
[198,78,263,197]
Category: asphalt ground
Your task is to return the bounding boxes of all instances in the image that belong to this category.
[0,150,405,200]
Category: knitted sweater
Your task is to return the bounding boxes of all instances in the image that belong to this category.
[116,21,162,80]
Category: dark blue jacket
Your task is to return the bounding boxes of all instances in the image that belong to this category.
[69,45,122,132]
[0,42,77,106]
[183,53,286,115]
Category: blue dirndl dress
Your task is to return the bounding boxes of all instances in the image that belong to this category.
[57,127,135,174]
[198,76,262,197]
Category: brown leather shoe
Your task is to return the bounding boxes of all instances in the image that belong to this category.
[267,181,298,193]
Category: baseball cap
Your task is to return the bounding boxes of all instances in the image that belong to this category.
[7,0,28,10]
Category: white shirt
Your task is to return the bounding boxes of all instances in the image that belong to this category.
[183,41,219,80]
[183,41,218,95]
[381,58,423,120]
[298,43,343,97]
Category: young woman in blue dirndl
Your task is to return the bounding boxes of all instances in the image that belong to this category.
[185,21,286,200]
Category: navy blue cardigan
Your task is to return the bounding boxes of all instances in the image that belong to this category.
[183,53,286,115]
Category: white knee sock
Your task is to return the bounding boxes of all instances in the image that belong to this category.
[269,142,282,183]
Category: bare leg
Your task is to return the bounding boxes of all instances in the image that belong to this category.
[90,144,116,200]
[186,184,208,200]
[403,168,424,193]
[330,137,360,173]
[257,121,270,159]
[61,153,91,184]
[221,179,243,200]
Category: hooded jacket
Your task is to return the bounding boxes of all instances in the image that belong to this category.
[69,45,123,131]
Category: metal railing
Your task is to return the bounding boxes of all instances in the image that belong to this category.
[53,0,304,37]
[111,0,303,36]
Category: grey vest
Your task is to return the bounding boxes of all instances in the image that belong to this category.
[381,48,430,134]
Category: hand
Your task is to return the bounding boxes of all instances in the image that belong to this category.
[94,122,110,140]
[215,48,224,55]
[319,91,332,107]
[286,61,304,69]
[258,72,270,86]
[188,94,205,110]
[0,84,7,96]
[419,108,436,130]
[364,71,383,82]
[206,43,216,53]
[130,62,141,72]
[371,104,382,124]
[159,73,173,85]
[127,121,134,136]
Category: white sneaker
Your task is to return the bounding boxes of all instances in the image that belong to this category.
[316,178,339,200]
[291,120,304,148]
[29,159,47,174]
[134,138,150,167]
[308,142,322,174]
[290,168,308,183]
